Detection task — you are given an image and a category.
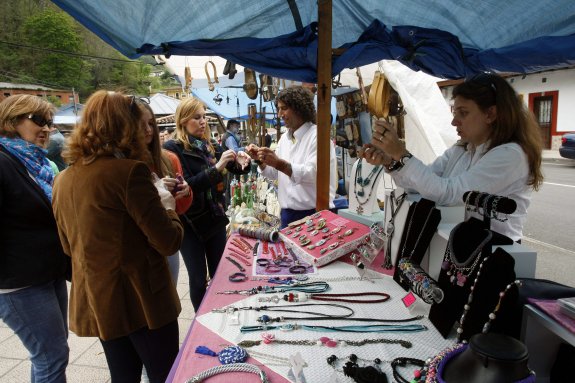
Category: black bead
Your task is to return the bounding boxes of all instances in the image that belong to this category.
[349,354,357,362]
[374,358,381,364]
[257,286,263,291]
[327,355,337,365]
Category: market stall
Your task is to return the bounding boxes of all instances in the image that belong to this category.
[165,197,536,383]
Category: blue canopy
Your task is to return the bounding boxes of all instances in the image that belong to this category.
[52,0,575,81]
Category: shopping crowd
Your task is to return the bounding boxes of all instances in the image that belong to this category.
[0,73,543,382]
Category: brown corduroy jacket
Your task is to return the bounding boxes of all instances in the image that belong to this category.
[52,156,183,340]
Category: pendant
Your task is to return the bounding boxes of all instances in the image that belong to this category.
[386,223,394,236]
[357,190,365,197]
[456,272,467,287]
[357,176,363,185]
[362,178,370,186]
[356,205,364,214]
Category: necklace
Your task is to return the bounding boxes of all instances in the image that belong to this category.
[216,281,329,296]
[400,202,435,259]
[213,303,355,323]
[240,323,428,333]
[258,292,391,304]
[238,334,412,348]
[184,363,268,383]
[383,190,407,268]
[441,222,493,286]
[354,159,383,214]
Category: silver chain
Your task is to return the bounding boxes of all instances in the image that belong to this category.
[185,363,268,383]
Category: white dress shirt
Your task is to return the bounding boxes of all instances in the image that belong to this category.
[260,122,336,210]
[392,142,531,241]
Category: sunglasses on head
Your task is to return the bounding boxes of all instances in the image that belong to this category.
[128,95,150,106]
[26,114,53,128]
[467,73,497,94]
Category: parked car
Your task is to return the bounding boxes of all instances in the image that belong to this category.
[559,133,575,159]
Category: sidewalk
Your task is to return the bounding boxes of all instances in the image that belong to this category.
[542,149,574,164]
[0,258,194,383]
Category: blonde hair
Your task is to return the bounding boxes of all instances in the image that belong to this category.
[0,95,55,138]
[63,91,150,165]
[173,97,213,153]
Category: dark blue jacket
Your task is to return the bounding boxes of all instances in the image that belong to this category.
[0,147,68,288]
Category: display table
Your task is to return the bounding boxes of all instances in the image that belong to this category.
[166,232,457,383]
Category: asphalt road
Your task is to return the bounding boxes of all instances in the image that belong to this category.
[522,160,575,287]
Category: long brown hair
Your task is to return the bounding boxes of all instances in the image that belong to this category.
[63,91,150,165]
[138,101,173,178]
[453,74,543,190]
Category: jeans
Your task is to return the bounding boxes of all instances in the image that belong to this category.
[180,220,226,311]
[0,279,69,383]
[100,320,179,383]
[166,251,180,287]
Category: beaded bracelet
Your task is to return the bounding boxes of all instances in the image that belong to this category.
[289,265,307,274]
[391,357,426,383]
[229,272,248,282]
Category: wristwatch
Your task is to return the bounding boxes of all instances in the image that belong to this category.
[386,152,412,172]
[399,152,413,166]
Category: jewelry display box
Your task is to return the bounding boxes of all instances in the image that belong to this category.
[279,210,370,267]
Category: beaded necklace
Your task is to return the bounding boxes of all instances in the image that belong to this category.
[441,222,493,287]
[238,333,412,348]
[353,159,383,214]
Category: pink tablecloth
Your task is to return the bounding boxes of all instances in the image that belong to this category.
[167,233,393,383]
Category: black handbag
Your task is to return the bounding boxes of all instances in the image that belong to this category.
[184,209,229,242]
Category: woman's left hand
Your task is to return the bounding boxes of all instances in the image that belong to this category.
[371,119,406,159]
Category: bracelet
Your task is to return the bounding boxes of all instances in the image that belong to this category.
[265,265,282,273]
[289,265,307,274]
[277,260,293,268]
[225,256,245,272]
[391,357,426,383]
[256,259,270,267]
[185,363,267,383]
[229,272,248,282]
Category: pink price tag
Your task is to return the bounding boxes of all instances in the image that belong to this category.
[402,292,417,308]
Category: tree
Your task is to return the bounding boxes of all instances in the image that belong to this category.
[22,9,90,91]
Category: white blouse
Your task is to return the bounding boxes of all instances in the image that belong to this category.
[392,142,532,241]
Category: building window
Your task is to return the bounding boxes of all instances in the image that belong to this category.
[3,93,10,97]
[56,95,62,99]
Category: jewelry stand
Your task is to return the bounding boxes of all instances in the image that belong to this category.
[392,198,442,290]
[429,192,519,340]
[348,158,383,216]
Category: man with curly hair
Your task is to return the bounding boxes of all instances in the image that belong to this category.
[247,86,336,228]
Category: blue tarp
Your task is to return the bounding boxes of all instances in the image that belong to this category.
[52,0,575,81]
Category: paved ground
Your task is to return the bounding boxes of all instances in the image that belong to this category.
[0,149,570,382]
[0,258,194,383]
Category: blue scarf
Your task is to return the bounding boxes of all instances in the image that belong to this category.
[0,137,54,200]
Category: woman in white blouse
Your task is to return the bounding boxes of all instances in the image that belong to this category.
[362,73,543,241]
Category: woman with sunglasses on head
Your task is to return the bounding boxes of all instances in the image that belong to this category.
[362,73,543,241]
[163,97,251,311]
[52,91,184,383]
[138,100,192,285]
[0,95,69,382]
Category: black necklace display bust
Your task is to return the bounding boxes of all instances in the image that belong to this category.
[429,218,517,339]
[442,333,533,383]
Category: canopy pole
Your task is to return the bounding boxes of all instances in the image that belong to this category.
[316,0,332,211]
